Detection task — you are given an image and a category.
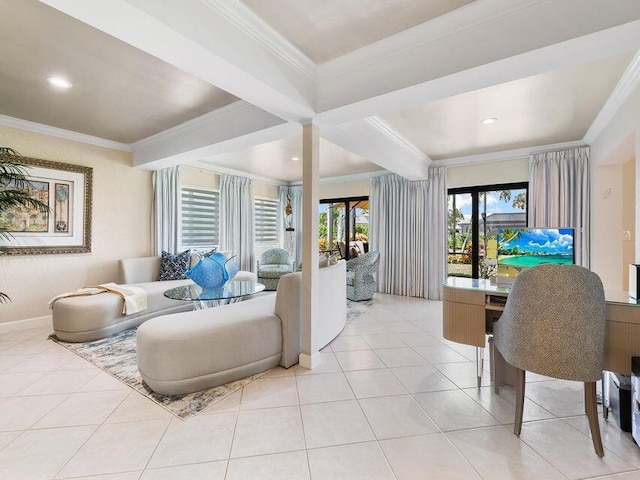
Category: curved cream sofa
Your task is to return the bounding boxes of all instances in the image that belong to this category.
[52,253,256,342]
[136,261,347,395]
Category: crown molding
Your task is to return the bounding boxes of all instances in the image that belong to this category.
[0,114,131,152]
[318,0,544,82]
[584,49,640,144]
[288,170,384,187]
[364,116,429,160]
[191,160,289,186]
[131,100,256,150]
[201,0,317,79]
[436,140,587,168]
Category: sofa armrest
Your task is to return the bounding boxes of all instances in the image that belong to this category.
[118,257,161,284]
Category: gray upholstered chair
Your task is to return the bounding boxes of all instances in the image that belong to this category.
[345,250,380,301]
[492,263,606,456]
[257,248,294,291]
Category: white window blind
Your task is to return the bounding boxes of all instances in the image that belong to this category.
[254,197,279,245]
[181,188,219,248]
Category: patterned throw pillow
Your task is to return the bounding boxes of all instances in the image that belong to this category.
[159,250,190,281]
[202,248,217,258]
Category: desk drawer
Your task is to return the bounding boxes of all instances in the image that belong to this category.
[442,286,485,306]
[443,299,485,348]
[604,321,640,375]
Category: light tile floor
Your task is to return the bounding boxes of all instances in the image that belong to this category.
[1,294,640,479]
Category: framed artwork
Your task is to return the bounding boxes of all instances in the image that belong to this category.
[0,156,92,255]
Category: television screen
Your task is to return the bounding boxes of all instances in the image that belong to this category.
[496,228,574,282]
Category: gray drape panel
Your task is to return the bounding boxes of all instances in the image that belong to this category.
[152,166,181,255]
[220,175,255,272]
[425,167,447,300]
[278,185,303,269]
[529,146,590,267]
[370,168,447,299]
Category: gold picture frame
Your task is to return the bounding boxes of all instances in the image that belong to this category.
[0,155,92,255]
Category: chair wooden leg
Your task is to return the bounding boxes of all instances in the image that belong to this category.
[585,381,605,457]
[514,367,525,436]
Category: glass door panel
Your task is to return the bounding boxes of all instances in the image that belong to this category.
[448,193,472,277]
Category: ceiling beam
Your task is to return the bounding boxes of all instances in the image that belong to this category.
[323,117,430,181]
[39,0,316,123]
[131,101,299,169]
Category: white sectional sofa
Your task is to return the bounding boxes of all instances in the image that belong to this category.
[136,261,347,395]
[51,253,256,342]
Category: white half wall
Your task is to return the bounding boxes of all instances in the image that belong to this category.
[0,125,153,324]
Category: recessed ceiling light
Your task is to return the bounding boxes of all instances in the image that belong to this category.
[46,76,72,89]
[291,157,299,161]
[481,117,497,125]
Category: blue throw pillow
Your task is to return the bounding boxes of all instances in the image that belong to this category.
[159,250,190,281]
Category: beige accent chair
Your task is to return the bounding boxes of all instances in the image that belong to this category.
[492,264,607,456]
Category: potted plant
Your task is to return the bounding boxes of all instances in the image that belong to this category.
[0,147,49,303]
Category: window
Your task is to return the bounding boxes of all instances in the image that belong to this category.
[319,196,369,259]
[254,197,279,246]
[181,188,219,248]
[448,182,528,278]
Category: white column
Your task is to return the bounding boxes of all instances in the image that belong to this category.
[636,131,640,264]
[299,122,321,369]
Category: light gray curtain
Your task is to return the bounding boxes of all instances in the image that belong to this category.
[152,165,181,255]
[529,146,590,267]
[370,168,447,299]
[279,185,303,269]
[220,175,254,272]
[425,167,447,300]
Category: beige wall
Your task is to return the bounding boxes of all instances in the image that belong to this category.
[0,126,152,323]
[320,179,370,199]
[446,157,529,188]
[623,157,636,290]
[592,164,624,290]
[180,165,279,199]
[590,82,640,290]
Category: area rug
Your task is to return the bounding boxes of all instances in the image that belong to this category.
[50,300,372,420]
[50,328,265,420]
[346,298,375,322]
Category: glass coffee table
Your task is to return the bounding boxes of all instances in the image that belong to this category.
[164,281,265,310]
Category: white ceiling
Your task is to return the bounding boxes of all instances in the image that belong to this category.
[382,53,634,160]
[242,0,475,64]
[2,0,640,182]
[0,0,237,144]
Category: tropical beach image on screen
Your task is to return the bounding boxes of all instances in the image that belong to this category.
[498,228,574,267]
[496,228,574,283]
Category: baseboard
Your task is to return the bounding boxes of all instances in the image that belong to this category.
[0,315,52,334]
[298,352,321,370]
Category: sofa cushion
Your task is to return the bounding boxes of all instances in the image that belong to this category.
[159,250,190,281]
[258,265,293,278]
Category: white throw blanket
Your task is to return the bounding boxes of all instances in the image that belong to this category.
[48,283,148,315]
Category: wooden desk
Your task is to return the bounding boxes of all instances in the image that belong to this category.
[443,277,640,376]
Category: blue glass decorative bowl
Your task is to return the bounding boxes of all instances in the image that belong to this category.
[187,253,240,290]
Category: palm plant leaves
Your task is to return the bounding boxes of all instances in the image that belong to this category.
[0,148,51,303]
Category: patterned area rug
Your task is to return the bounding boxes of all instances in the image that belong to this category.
[51,299,371,420]
[50,329,265,420]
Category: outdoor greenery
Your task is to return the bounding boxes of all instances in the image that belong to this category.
[447,189,527,277]
[318,206,368,252]
[0,148,50,303]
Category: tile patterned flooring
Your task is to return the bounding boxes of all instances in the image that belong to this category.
[1,294,640,479]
